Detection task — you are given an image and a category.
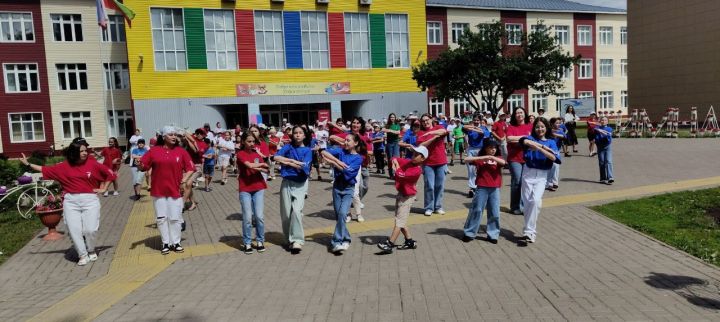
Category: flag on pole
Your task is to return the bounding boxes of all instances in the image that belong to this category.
[106,0,136,27]
[96,0,109,29]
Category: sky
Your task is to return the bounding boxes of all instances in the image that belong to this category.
[570,0,626,9]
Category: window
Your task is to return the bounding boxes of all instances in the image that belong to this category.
[108,110,132,137]
[385,14,409,68]
[451,23,469,44]
[429,98,444,116]
[599,91,614,109]
[555,92,570,111]
[578,59,592,79]
[530,24,547,34]
[620,26,627,45]
[506,23,522,45]
[9,112,44,142]
[557,66,571,79]
[0,12,34,42]
[301,12,329,70]
[577,25,591,46]
[254,11,285,70]
[101,15,125,42]
[61,112,92,139]
[578,91,593,98]
[554,25,569,45]
[621,59,627,77]
[453,97,470,117]
[599,26,612,45]
[103,63,129,90]
[56,64,88,91]
[3,64,39,93]
[204,10,237,70]
[599,59,613,78]
[508,94,524,109]
[621,90,628,108]
[151,8,186,71]
[344,13,370,69]
[531,94,548,113]
[51,14,83,42]
[427,21,442,45]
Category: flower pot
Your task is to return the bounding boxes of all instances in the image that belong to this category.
[36,208,64,241]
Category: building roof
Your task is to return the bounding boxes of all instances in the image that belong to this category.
[426,0,626,14]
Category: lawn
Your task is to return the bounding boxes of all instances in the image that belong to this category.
[0,209,44,266]
[593,187,720,267]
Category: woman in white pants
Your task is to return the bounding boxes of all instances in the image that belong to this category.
[21,137,115,266]
[513,118,561,245]
[138,126,195,255]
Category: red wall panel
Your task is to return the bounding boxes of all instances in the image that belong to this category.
[327,13,346,69]
[501,11,529,112]
[574,13,597,98]
[426,7,448,60]
[236,10,256,69]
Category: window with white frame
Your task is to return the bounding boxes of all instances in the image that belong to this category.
[599,26,613,45]
[254,11,285,70]
[301,12,329,69]
[554,25,569,45]
[621,90,628,108]
[531,94,548,113]
[599,59,613,77]
[621,59,627,77]
[101,15,125,42]
[530,24,548,34]
[453,97,470,117]
[151,8,186,71]
[103,63,129,90]
[577,25,591,46]
[9,112,44,142]
[506,23,522,45]
[451,23,469,44]
[56,64,88,91]
[557,66,571,79]
[429,98,444,116]
[385,14,409,68]
[204,10,237,70]
[620,26,627,45]
[578,59,592,79]
[107,110,132,137]
[599,91,614,109]
[578,91,593,98]
[344,13,370,69]
[3,63,39,93]
[61,111,92,139]
[555,92,570,111]
[427,21,441,45]
[51,14,83,42]
[0,12,34,42]
[508,94,524,109]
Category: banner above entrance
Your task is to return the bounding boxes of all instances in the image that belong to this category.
[236,82,351,97]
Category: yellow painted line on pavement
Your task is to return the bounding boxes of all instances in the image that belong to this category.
[28,176,720,321]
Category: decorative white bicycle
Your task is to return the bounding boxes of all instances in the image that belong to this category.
[0,180,58,219]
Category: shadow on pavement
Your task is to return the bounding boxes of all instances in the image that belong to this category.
[358,235,386,245]
[561,177,602,184]
[306,209,336,220]
[644,272,720,310]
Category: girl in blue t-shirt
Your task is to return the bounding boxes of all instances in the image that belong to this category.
[546,118,566,192]
[130,139,149,200]
[594,116,614,185]
[400,120,420,159]
[321,133,366,254]
[202,142,216,192]
[518,118,561,245]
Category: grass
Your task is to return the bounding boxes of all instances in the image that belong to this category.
[0,209,44,266]
[593,187,720,267]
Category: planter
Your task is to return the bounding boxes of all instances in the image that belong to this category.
[36,208,64,241]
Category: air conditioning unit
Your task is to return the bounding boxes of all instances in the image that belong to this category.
[317,0,329,4]
[359,0,372,5]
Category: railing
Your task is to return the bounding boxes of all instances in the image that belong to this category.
[0,180,57,219]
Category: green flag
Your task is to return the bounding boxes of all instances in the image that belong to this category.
[112,0,135,26]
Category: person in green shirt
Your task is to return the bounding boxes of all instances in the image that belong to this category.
[452,118,466,165]
[382,113,402,179]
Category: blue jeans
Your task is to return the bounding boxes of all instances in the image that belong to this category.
[423,164,447,212]
[331,187,354,247]
[597,146,614,181]
[239,190,265,245]
[463,187,500,240]
[386,142,400,177]
[509,161,524,212]
[466,148,481,189]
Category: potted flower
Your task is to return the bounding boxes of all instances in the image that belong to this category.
[35,193,64,241]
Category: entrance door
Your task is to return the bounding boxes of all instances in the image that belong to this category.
[261,112,281,128]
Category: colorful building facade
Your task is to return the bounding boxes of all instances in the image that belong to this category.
[124,0,428,133]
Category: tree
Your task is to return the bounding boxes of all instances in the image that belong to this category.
[413,21,580,117]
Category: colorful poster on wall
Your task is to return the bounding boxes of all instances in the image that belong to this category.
[248,103,261,125]
[317,110,331,122]
[236,82,351,97]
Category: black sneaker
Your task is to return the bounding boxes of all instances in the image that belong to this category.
[161,244,171,255]
[460,160,465,165]
[242,244,254,254]
[449,161,454,166]
[487,237,498,244]
[518,236,530,246]
[467,189,475,198]
[256,242,266,253]
[399,239,417,250]
[608,179,615,184]
[173,243,184,253]
[181,222,186,232]
[462,235,474,243]
[377,239,395,254]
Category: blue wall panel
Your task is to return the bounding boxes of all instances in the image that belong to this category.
[283,12,303,69]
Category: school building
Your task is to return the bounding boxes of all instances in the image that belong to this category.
[424,0,627,118]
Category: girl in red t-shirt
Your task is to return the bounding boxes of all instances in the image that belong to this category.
[99,137,122,197]
[416,113,449,217]
[505,107,533,215]
[236,132,270,254]
[462,139,506,244]
[21,138,115,266]
[267,128,281,180]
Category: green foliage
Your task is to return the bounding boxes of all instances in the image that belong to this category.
[0,159,24,187]
[413,21,579,117]
[0,209,44,266]
[594,188,720,266]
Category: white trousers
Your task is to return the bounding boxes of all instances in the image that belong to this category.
[63,193,101,258]
[351,169,363,216]
[153,197,184,245]
[521,165,549,240]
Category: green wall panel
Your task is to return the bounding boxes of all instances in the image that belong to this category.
[369,14,386,69]
[184,8,207,70]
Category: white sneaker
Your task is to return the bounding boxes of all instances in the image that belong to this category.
[88,253,98,262]
[341,242,350,250]
[513,209,523,215]
[77,256,90,266]
[435,209,446,215]
[291,242,302,250]
[345,215,351,223]
[445,169,453,174]
[103,191,109,197]
[332,244,344,253]
[424,210,432,216]
[360,203,365,209]
[357,215,365,222]
[112,191,119,196]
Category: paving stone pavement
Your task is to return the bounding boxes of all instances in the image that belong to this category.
[2,139,720,321]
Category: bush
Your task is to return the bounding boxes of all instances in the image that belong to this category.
[0,159,24,187]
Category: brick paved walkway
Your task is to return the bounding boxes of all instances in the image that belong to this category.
[2,139,720,321]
